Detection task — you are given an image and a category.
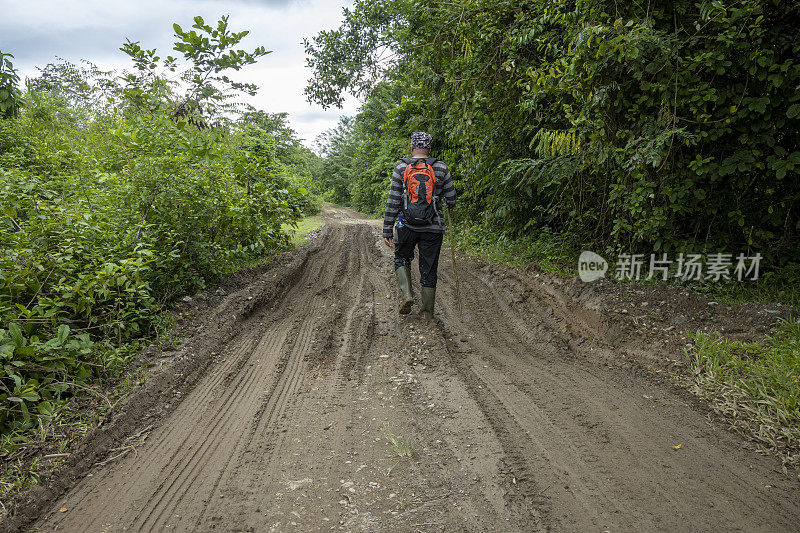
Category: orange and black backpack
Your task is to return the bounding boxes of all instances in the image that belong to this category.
[401,157,439,225]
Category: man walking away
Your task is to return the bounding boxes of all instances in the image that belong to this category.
[383,132,457,319]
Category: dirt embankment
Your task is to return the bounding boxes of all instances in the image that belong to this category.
[4,205,799,532]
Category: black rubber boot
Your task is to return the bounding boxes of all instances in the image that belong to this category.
[395,266,414,314]
[420,286,436,320]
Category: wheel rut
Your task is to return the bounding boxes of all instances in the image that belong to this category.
[20,206,800,533]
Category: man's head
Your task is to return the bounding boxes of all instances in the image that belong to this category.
[411,131,432,156]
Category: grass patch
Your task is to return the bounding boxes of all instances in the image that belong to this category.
[381,426,414,458]
[604,267,800,309]
[282,215,324,248]
[606,262,800,308]
[686,318,800,466]
[454,222,577,276]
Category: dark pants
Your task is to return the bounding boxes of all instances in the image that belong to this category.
[394,225,444,287]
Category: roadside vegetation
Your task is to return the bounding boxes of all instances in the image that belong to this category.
[453,224,575,275]
[688,319,800,466]
[304,0,800,465]
[306,1,798,269]
[0,16,321,506]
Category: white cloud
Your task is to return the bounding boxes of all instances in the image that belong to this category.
[0,0,359,149]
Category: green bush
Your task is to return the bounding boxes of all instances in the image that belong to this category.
[0,102,306,431]
[0,16,320,432]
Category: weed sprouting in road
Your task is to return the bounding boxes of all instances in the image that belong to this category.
[381,425,414,459]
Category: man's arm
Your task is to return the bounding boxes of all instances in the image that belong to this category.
[382,162,405,241]
[440,165,457,209]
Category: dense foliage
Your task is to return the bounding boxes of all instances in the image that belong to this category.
[0,17,319,435]
[306,0,800,262]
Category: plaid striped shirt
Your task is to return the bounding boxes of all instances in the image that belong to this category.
[382,157,457,238]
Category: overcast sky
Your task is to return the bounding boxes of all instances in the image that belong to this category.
[0,0,359,150]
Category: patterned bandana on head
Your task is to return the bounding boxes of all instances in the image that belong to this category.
[411,131,433,150]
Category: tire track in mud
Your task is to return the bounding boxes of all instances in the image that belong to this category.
[108,233,340,530]
[194,222,391,530]
[137,301,322,531]
[34,223,372,532]
[191,299,327,529]
[133,324,296,531]
[17,206,800,533]
[31,302,285,532]
[50,327,266,526]
[436,267,625,530]
[438,330,551,531]
[434,267,619,529]
[431,248,800,532]
[136,226,365,531]
[55,311,305,529]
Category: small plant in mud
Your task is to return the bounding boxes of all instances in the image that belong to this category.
[381,425,414,458]
[393,487,415,511]
[686,318,800,466]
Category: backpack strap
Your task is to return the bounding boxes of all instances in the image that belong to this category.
[400,158,413,210]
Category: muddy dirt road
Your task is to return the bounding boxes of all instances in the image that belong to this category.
[20,207,800,532]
